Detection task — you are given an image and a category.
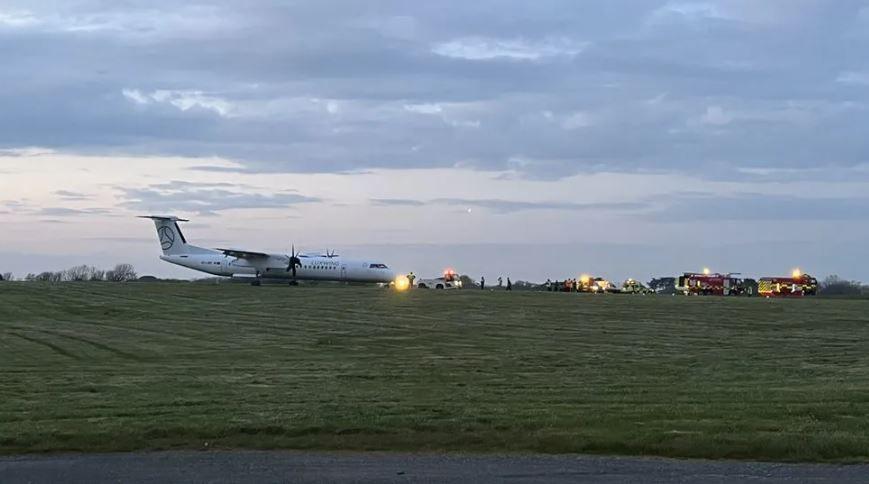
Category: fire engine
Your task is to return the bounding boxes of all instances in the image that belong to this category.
[758,269,817,297]
[676,269,751,296]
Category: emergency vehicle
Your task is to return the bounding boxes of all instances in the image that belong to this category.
[416,269,464,289]
[758,270,817,297]
[676,270,750,296]
[576,275,617,293]
[620,278,653,294]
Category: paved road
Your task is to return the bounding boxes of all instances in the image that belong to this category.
[2,451,867,483]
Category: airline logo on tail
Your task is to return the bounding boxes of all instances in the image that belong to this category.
[158,226,176,250]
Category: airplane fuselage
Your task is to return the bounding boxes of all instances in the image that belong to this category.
[161,251,395,283]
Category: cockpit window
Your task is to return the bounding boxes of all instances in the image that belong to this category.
[369,263,389,269]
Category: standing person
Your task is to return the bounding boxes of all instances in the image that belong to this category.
[480,276,485,290]
[506,277,512,291]
[407,272,416,288]
[545,279,552,292]
[498,276,503,288]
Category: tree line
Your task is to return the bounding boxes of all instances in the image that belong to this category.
[818,275,867,296]
[0,264,138,283]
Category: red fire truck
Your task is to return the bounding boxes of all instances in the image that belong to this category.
[758,270,817,297]
[676,271,749,296]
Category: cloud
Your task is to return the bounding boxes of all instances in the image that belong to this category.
[118,181,321,216]
[836,71,869,86]
[0,10,38,28]
[403,102,482,129]
[36,207,110,217]
[431,36,588,61]
[404,103,443,114]
[372,197,645,214]
[0,147,55,157]
[0,1,868,181]
[649,192,869,221]
[0,199,108,217]
[647,2,727,26]
[54,190,91,201]
[700,105,733,126]
[380,191,869,220]
[123,89,234,117]
[0,200,29,211]
[370,198,426,207]
[561,111,593,130]
[0,5,234,37]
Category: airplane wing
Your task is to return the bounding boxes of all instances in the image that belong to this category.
[216,248,272,259]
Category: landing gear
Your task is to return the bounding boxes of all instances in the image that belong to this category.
[288,280,299,286]
[251,279,262,287]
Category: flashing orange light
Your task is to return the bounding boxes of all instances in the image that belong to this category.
[393,275,411,291]
[703,267,711,275]
[792,268,802,279]
[579,274,591,284]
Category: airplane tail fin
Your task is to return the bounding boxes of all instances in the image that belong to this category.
[139,216,193,256]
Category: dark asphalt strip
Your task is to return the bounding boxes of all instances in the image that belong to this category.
[1,451,868,484]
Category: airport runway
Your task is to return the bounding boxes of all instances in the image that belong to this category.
[1,451,867,483]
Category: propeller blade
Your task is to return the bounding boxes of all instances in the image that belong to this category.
[287,244,300,278]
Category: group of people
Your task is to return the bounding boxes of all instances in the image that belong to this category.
[479,276,512,290]
[544,279,584,292]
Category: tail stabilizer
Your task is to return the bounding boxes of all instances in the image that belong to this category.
[139,215,206,256]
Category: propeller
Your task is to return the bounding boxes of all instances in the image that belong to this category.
[286,244,301,279]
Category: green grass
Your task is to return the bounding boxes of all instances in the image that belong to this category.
[1,282,869,461]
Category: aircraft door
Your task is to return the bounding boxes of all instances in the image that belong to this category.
[340,264,347,281]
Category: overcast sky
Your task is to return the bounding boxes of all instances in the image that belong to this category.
[2,1,868,282]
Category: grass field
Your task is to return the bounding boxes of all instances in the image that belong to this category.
[1,282,869,462]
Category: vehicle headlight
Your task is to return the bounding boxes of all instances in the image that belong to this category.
[394,275,411,291]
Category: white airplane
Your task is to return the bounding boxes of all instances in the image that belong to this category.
[141,215,396,286]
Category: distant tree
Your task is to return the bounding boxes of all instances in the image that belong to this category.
[0,272,11,282]
[106,264,137,282]
[90,269,107,281]
[25,271,61,282]
[63,265,101,282]
[819,275,864,296]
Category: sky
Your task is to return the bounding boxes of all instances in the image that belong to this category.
[1,0,869,282]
